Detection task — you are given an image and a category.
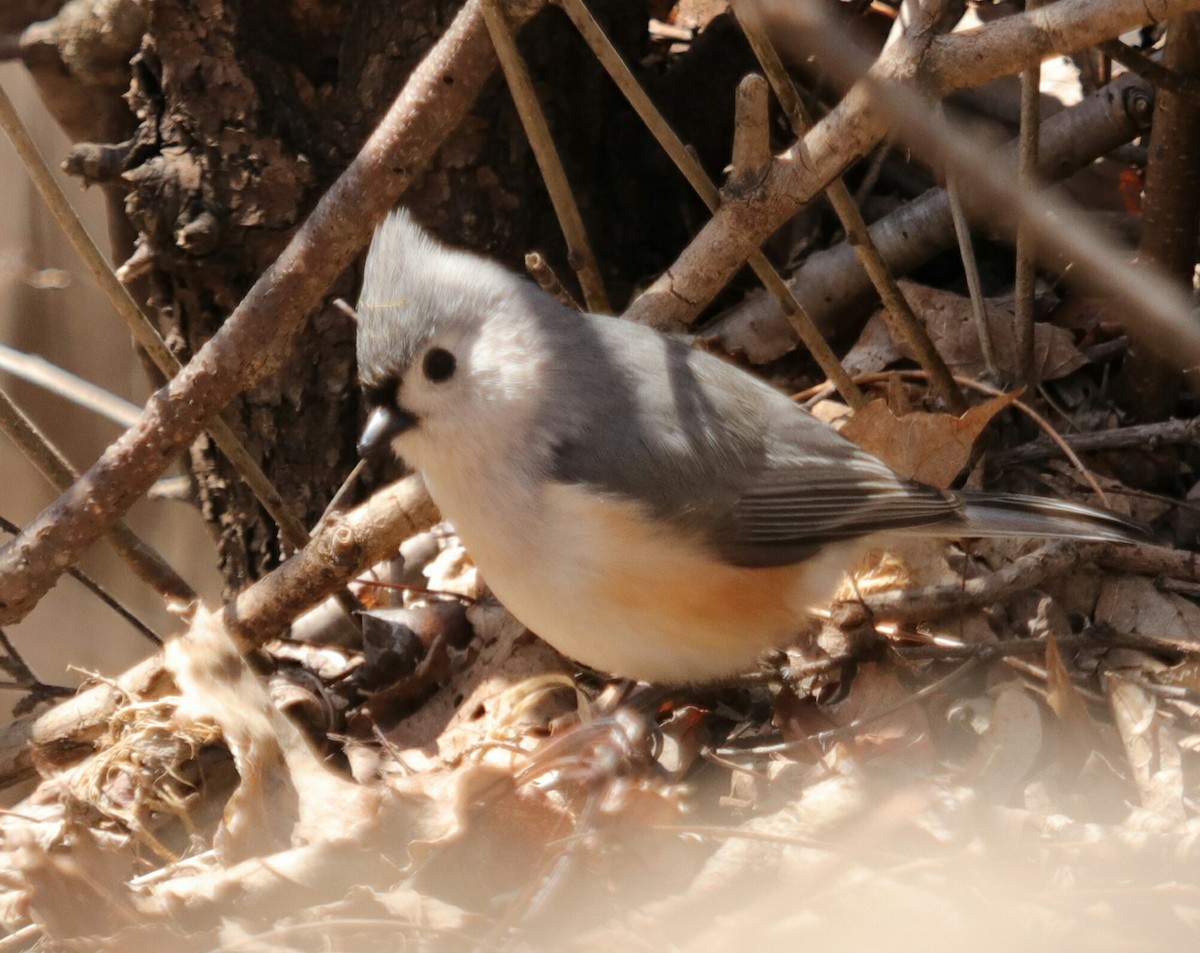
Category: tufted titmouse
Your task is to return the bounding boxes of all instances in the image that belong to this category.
[356,211,1144,683]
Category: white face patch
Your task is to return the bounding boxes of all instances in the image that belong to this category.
[387,306,554,482]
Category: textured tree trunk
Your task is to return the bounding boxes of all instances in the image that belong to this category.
[13,0,749,594]
[1118,13,1200,419]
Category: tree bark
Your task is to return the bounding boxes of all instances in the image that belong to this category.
[17,0,727,594]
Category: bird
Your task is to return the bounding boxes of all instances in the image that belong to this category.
[355,210,1145,684]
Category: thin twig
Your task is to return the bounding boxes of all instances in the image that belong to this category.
[854,138,893,204]
[862,539,1086,622]
[525,252,582,309]
[1093,538,1200,581]
[0,344,141,427]
[728,73,772,191]
[945,372,1109,506]
[733,0,967,412]
[1099,38,1200,99]
[481,0,610,313]
[795,368,1110,504]
[628,0,1200,350]
[0,386,195,604]
[992,416,1200,466]
[863,538,1200,623]
[0,515,162,646]
[553,0,867,408]
[0,0,529,627]
[944,152,1000,380]
[0,627,39,685]
[0,80,312,551]
[1013,0,1044,385]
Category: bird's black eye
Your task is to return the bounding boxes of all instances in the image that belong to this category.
[422,347,456,383]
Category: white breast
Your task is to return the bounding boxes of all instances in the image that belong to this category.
[422,466,863,683]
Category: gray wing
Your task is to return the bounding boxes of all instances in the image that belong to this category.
[544,314,962,568]
[716,417,962,566]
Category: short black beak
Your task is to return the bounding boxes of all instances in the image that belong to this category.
[357,405,416,457]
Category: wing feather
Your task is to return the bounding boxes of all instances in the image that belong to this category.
[544,313,963,569]
[713,445,962,566]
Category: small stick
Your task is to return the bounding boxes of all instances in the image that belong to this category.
[481,0,611,313]
[1013,0,1044,385]
[0,516,162,646]
[854,138,893,204]
[733,0,968,412]
[553,0,867,408]
[1099,38,1200,100]
[0,79,311,551]
[944,160,1000,380]
[0,344,142,428]
[0,386,196,604]
[993,416,1200,467]
[525,252,582,309]
[727,73,771,191]
[864,539,1085,622]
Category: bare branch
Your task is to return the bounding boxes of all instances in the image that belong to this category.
[0,387,195,604]
[630,0,1200,339]
[555,0,867,407]
[0,79,310,551]
[992,417,1200,467]
[0,474,437,790]
[733,0,967,411]
[225,475,439,645]
[707,72,1154,361]
[728,73,771,191]
[0,0,528,626]
[481,0,610,313]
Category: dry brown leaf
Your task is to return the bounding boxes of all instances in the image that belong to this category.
[1044,632,1105,774]
[845,282,1088,381]
[840,392,1020,487]
[1094,576,1200,642]
[1106,675,1185,825]
[816,663,932,762]
[963,682,1043,802]
[166,606,381,858]
[381,603,574,772]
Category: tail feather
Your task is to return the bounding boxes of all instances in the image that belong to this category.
[952,491,1149,544]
